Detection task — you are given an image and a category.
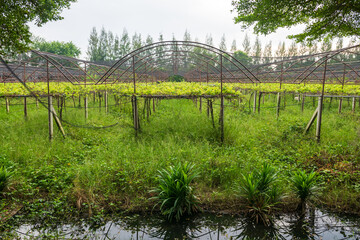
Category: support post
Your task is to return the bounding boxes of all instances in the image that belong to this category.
[301,94,305,113]
[316,97,323,142]
[48,96,54,141]
[47,60,53,141]
[220,55,224,142]
[6,97,9,113]
[51,105,66,139]
[316,55,328,142]
[352,97,356,112]
[132,96,139,133]
[132,56,139,134]
[24,97,27,118]
[153,98,155,113]
[258,92,262,114]
[338,97,343,114]
[304,107,319,134]
[84,96,88,119]
[253,91,257,113]
[199,97,202,113]
[105,91,108,114]
[276,92,281,118]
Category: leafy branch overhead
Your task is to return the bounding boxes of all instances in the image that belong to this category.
[0,0,76,55]
[231,0,360,43]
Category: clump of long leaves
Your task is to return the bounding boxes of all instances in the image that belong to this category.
[0,166,12,192]
[151,162,200,222]
[291,169,319,213]
[237,162,282,226]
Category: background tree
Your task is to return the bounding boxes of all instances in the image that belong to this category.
[288,42,298,57]
[32,37,80,58]
[275,42,286,59]
[87,27,99,61]
[263,41,272,64]
[96,27,108,62]
[0,0,76,55]
[298,42,309,56]
[233,50,252,67]
[120,29,131,57]
[242,33,251,55]
[132,33,143,51]
[320,39,332,53]
[182,30,192,71]
[252,36,262,65]
[205,34,214,46]
[231,40,237,52]
[219,34,227,52]
[232,0,360,43]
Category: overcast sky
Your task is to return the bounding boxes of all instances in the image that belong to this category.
[29,0,305,59]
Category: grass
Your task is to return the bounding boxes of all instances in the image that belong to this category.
[0,93,359,220]
[151,162,199,222]
[291,170,320,213]
[237,162,282,225]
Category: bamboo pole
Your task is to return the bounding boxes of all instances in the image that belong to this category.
[24,97,27,118]
[5,98,9,113]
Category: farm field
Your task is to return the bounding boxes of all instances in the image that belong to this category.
[2,82,360,97]
[0,90,360,221]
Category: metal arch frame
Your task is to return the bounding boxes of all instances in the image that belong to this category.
[108,53,221,84]
[99,49,231,85]
[130,53,221,80]
[96,41,260,85]
[123,50,232,81]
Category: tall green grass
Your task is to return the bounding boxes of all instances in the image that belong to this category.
[151,162,199,222]
[0,95,359,215]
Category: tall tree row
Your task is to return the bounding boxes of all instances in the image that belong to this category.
[86,27,358,65]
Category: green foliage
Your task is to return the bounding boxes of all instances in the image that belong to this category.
[237,163,282,225]
[0,94,359,217]
[0,166,12,192]
[291,170,319,208]
[31,37,81,58]
[167,75,185,82]
[232,0,360,43]
[0,0,76,55]
[151,162,200,222]
[233,50,252,66]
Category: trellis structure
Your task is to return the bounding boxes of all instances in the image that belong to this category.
[1,41,360,141]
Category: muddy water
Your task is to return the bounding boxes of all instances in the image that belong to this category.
[5,209,360,239]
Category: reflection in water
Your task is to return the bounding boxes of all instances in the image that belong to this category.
[2,209,360,239]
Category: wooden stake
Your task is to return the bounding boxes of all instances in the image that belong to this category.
[220,96,224,142]
[253,91,257,113]
[99,93,102,112]
[24,97,27,118]
[84,96,88,119]
[5,98,9,113]
[276,92,281,118]
[207,99,210,117]
[301,94,305,113]
[352,97,356,112]
[48,96,54,141]
[210,100,215,128]
[304,107,319,134]
[60,97,64,119]
[105,91,108,114]
[199,97,202,113]
[132,96,139,134]
[51,105,66,138]
[258,92,262,113]
[316,96,323,142]
[153,98,155,113]
[338,98,343,114]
